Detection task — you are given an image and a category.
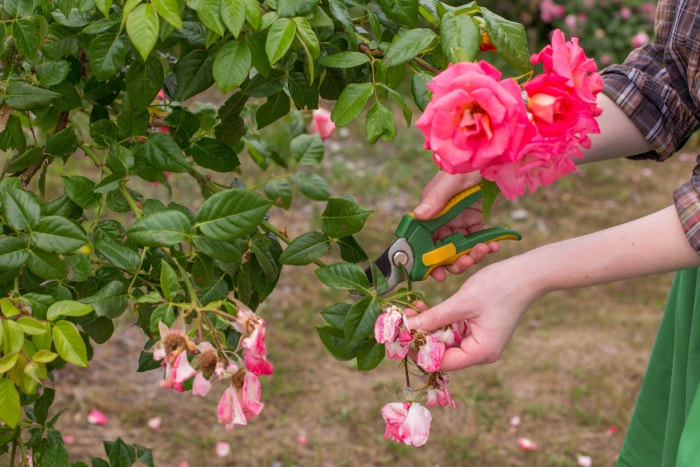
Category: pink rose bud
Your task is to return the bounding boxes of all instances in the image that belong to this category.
[309,108,336,140]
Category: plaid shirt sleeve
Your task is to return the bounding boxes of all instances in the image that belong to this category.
[600,0,700,252]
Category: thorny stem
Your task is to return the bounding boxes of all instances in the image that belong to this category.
[119,179,143,219]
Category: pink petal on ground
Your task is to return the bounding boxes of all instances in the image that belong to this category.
[179,462,190,467]
[87,409,107,425]
[517,437,538,451]
[62,435,75,444]
[147,416,161,431]
[215,441,231,457]
[578,454,592,467]
[509,415,521,432]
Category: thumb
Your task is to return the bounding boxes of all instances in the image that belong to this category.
[413,172,481,220]
[439,337,495,371]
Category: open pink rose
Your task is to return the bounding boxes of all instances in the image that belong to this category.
[415,61,535,174]
[381,402,432,447]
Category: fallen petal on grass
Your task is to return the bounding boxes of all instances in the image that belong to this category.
[517,437,538,451]
[86,409,107,425]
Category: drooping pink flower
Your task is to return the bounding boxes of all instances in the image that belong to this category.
[381,402,432,447]
[309,108,336,139]
[375,305,413,360]
[416,334,445,373]
[160,351,197,392]
[191,341,219,397]
[518,437,538,451]
[426,373,456,408]
[217,369,264,430]
[415,61,536,174]
[87,409,108,426]
[233,300,274,376]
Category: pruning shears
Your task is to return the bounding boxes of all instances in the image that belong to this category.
[366,184,521,293]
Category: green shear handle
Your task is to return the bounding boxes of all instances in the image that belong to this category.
[394,184,522,281]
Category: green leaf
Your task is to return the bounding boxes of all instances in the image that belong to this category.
[0,237,29,269]
[31,216,88,254]
[291,171,330,200]
[315,262,370,293]
[2,188,40,231]
[256,91,291,129]
[384,28,437,67]
[378,0,419,27]
[221,0,246,37]
[188,137,240,172]
[193,236,243,263]
[3,320,24,353]
[127,210,192,247]
[265,18,296,65]
[279,231,330,265]
[139,133,191,172]
[28,250,67,280]
[278,0,319,17]
[319,52,371,69]
[213,40,251,93]
[65,254,91,282]
[337,235,368,263]
[126,56,165,110]
[37,60,71,87]
[288,71,319,110]
[440,12,480,63]
[0,378,21,427]
[411,72,432,111]
[95,0,113,16]
[82,281,129,319]
[52,320,88,367]
[12,17,41,61]
[264,178,293,209]
[365,102,396,143]
[316,325,358,360]
[6,147,43,174]
[94,239,141,273]
[126,3,159,60]
[153,0,183,29]
[4,81,59,111]
[320,303,351,329]
[356,339,385,370]
[47,300,94,321]
[322,197,373,238]
[0,353,18,374]
[480,177,500,220]
[344,296,380,346]
[331,82,374,127]
[175,49,215,101]
[481,7,531,74]
[293,17,320,59]
[291,134,324,165]
[46,125,79,156]
[16,317,49,336]
[196,189,272,241]
[85,31,129,82]
[196,0,226,36]
[160,260,179,300]
[62,175,100,208]
[32,350,58,364]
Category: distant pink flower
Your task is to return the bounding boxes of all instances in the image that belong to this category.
[540,0,565,22]
[63,435,75,444]
[415,60,535,174]
[631,32,650,48]
[309,108,336,139]
[619,6,631,18]
[215,441,231,457]
[564,14,577,31]
[381,402,432,447]
[518,437,538,451]
[87,409,107,426]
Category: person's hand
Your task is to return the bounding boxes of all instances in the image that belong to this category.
[406,257,539,371]
[414,171,499,281]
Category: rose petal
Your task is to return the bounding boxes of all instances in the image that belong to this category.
[87,409,107,426]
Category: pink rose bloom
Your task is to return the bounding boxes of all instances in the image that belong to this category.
[375,306,413,360]
[416,334,445,373]
[631,31,650,48]
[531,29,603,106]
[540,0,565,22]
[309,108,336,139]
[381,402,432,447]
[415,61,536,174]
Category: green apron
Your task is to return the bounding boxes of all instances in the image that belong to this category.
[618,267,700,466]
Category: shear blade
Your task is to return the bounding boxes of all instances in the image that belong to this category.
[365,248,392,286]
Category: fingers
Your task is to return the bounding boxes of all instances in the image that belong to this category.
[407,296,463,333]
[439,338,499,371]
[414,172,481,220]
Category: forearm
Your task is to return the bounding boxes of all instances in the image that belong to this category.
[579,93,653,164]
[512,206,700,295]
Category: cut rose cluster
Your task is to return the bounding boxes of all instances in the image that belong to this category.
[152,299,272,431]
[374,305,463,446]
[415,29,602,200]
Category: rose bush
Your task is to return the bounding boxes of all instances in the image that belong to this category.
[0,0,596,464]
